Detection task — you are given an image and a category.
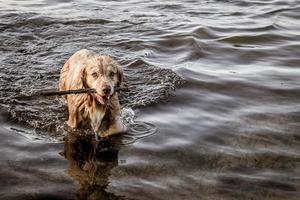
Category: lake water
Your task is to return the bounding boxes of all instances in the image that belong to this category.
[0,0,299,199]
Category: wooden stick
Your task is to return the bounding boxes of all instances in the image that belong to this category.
[18,86,129,99]
[36,88,96,96]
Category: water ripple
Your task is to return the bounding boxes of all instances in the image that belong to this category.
[0,0,300,199]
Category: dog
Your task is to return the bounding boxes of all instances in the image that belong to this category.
[59,49,126,138]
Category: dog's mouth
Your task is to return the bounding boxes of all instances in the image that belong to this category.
[94,93,111,105]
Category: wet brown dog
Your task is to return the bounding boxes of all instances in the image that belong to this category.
[59,49,126,138]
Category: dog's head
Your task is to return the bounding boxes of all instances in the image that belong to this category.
[84,55,123,105]
[69,50,123,105]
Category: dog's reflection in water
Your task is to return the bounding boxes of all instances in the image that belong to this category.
[61,134,122,200]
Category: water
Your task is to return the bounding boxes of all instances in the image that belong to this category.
[0,0,300,199]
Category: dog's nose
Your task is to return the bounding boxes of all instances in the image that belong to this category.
[102,86,111,95]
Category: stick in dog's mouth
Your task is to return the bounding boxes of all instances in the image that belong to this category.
[94,92,112,105]
[16,86,129,100]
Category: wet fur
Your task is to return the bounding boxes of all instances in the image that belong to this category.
[59,49,125,137]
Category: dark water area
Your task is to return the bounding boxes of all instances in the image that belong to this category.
[0,0,300,199]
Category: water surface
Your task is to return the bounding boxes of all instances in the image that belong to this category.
[0,0,299,199]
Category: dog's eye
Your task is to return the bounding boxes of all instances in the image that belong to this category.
[109,71,115,77]
[92,72,98,78]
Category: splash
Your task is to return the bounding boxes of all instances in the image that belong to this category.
[120,107,157,145]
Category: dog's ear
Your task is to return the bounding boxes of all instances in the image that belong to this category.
[70,64,87,89]
[116,63,123,88]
